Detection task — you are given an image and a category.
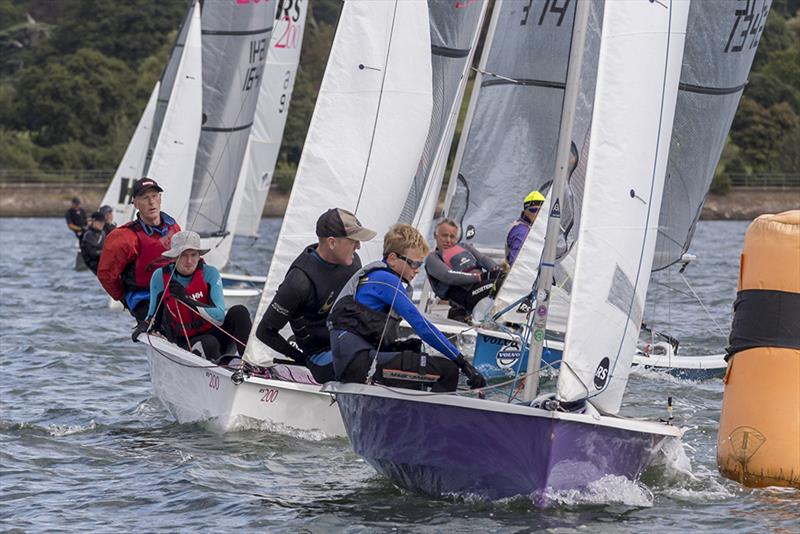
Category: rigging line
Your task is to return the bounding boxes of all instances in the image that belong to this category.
[679,272,727,337]
[599,1,676,400]
[354,0,400,213]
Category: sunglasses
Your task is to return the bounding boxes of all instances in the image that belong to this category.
[396,253,424,270]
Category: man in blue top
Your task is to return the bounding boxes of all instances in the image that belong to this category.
[136,231,252,363]
[328,224,486,392]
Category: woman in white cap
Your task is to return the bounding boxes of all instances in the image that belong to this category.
[138,231,252,363]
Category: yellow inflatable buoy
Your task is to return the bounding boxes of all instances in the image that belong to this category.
[717,210,800,488]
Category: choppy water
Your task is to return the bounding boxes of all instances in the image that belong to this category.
[1,218,797,532]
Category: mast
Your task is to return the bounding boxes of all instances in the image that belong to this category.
[523,0,590,402]
[441,0,502,217]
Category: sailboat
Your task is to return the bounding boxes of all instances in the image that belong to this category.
[143,0,481,434]
[432,0,767,381]
[325,0,689,499]
[101,0,308,309]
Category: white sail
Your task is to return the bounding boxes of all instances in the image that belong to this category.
[100,82,159,225]
[556,0,689,414]
[232,0,309,238]
[147,2,203,229]
[244,0,434,366]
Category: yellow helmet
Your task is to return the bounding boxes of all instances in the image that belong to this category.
[523,190,545,208]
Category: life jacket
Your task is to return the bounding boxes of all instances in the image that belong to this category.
[120,215,179,293]
[161,260,214,340]
[286,245,361,356]
[440,244,481,273]
[328,261,404,350]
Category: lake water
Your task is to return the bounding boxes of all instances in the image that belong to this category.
[1,218,797,531]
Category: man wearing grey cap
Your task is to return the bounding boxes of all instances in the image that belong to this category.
[255,208,376,383]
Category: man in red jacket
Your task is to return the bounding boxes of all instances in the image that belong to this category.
[98,178,181,320]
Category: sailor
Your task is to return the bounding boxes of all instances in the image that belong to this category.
[98,178,181,320]
[328,223,486,392]
[425,218,504,322]
[505,190,545,266]
[137,231,252,363]
[255,208,376,383]
[64,196,87,241]
[80,211,107,274]
[99,205,116,234]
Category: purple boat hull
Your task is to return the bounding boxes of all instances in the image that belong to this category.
[330,384,678,500]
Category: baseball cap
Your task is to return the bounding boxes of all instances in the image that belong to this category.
[90,211,105,221]
[99,205,113,215]
[131,177,164,199]
[315,208,377,241]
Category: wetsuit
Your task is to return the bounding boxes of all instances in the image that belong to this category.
[425,243,503,318]
[65,207,87,240]
[256,245,361,383]
[146,261,251,362]
[80,227,106,274]
[328,261,461,392]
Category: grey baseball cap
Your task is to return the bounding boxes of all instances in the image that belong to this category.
[315,208,377,241]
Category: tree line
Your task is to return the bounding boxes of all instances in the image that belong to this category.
[0,0,797,194]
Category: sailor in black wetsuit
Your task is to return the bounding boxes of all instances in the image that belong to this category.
[255,208,377,383]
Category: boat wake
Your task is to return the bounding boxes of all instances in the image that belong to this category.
[202,415,337,442]
[543,475,655,507]
[47,420,97,437]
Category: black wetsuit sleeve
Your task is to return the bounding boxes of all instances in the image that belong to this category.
[255,268,310,362]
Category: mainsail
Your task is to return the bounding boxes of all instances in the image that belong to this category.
[244,0,434,366]
[446,0,579,252]
[654,0,772,270]
[398,0,487,236]
[232,0,309,238]
[100,83,159,224]
[186,0,275,268]
[556,0,689,414]
[145,2,203,228]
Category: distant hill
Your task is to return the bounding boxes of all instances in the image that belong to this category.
[0,0,797,194]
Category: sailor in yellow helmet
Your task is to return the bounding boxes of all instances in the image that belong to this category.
[505,190,545,265]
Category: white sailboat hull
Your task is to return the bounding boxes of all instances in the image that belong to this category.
[142,334,346,437]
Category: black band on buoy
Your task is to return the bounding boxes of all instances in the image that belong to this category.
[726,289,800,360]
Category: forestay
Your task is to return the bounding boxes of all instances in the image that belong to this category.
[654,0,772,270]
[186,0,275,268]
[556,0,689,414]
[446,0,577,251]
[100,83,159,225]
[232,0,309,238]
[398,0,487,238]
[146,2,203,229]
[244,0,434,366]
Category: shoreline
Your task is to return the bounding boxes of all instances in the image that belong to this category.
[0,183,796,220]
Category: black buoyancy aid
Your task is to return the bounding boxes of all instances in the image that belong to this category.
[328,261,402,349]
[121,216,179,293]
[288,245,361,355]
[440,244,480,273]
[162,260,214,340]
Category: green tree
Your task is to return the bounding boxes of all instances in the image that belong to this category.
[14,48,136,149]
[33,0,185,69]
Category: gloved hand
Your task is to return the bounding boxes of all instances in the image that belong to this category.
[455,354,487,389]
[131,320,149,343]
[168,279,189,301]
